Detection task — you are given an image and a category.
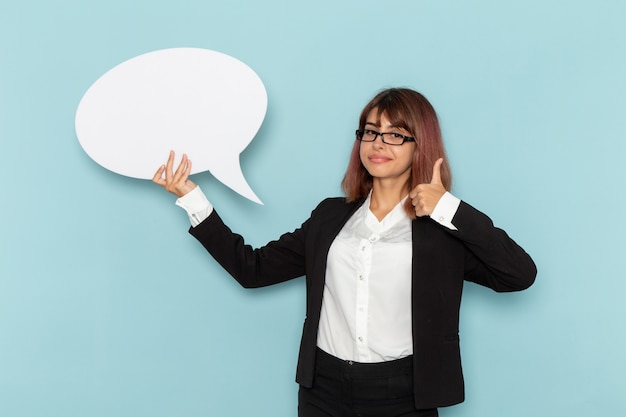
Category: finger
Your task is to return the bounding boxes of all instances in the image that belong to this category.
[152,165,166,185]
[184,157,192,178]
[165,150,176,181]
[411,182,428,199]
[430,158,444,185]
[173,153,187,179]
[174,154,192,185]
[409,184,424,200]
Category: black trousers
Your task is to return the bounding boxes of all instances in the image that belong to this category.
[298,348,438,417]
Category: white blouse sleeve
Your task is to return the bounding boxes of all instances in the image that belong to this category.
[429,191,461,231]
[175,186,214,227]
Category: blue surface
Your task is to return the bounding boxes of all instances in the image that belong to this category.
[1,1,625,416]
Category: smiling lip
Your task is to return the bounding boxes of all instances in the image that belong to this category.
[368,154,392,163]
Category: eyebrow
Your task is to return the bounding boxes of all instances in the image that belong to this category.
[365,121,405,131]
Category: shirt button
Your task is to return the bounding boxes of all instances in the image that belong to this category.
[358,336,363,342]
[438,216,445,222]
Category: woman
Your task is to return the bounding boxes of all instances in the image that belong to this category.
[153,88,537,417]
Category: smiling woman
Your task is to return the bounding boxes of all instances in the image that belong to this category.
[153,87,537,417]
[358,109,418,212]
[343,88,452,220]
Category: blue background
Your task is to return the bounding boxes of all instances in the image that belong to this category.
[1,1,625,416]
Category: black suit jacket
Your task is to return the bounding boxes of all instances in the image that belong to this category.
[189,197,536,409]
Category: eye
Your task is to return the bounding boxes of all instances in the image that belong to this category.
[389,133,404,139]
[363,129,378,135]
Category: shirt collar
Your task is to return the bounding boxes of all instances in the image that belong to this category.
[362,191,410,233]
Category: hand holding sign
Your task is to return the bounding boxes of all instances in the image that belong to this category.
[75,48,267,204]
[152,151,197,198]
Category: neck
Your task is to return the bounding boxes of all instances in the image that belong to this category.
[369,178,410,221]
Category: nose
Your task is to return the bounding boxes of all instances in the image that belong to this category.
[372,134,386,148]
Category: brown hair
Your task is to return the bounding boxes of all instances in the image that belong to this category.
[341,88,452,218]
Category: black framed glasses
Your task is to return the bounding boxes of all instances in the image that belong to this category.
[355,129,415,146]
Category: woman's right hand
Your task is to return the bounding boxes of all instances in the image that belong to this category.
[152,151,197,198]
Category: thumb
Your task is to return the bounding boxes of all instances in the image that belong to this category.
[431,158,444,185]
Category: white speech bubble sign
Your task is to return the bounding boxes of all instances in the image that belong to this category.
[75,47,267,204]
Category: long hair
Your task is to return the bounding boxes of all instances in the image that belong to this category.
[341,88,452,218]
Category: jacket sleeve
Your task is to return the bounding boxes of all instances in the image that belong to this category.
[449,201,537,292]
[188,209,310,289]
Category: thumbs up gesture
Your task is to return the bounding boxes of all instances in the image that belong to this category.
[409,158,446,217]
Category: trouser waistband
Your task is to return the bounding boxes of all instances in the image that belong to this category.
[315,347,413,379]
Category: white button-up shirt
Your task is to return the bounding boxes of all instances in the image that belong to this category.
[316,193,415,362]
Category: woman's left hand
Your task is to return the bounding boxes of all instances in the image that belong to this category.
[409,158,446,217]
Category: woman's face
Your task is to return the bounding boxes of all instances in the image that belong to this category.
[359,108,416,186]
